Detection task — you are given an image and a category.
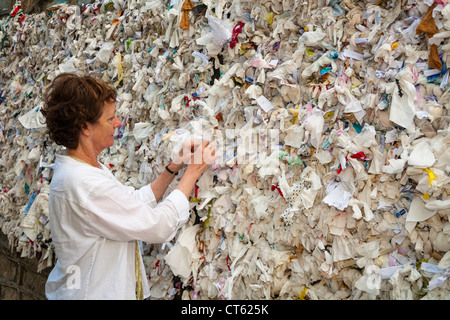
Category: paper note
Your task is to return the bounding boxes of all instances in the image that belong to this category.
[342,49,364,60]
[420,262,446,274]
[381,265,407,279]
[256,95,274,112]
[323,182,352,210]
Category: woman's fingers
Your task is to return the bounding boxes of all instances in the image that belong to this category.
[183,141,218,178]
[200,139,210,150]
[191,140,209,162]
[183,139,202,152]
[203,144,217,165]
[174,139,204,165]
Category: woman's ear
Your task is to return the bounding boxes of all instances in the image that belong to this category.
[81,122,91,137]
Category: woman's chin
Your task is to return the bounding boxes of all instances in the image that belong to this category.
[106,137,115,148]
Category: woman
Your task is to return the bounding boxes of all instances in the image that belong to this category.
[41,73,216,299]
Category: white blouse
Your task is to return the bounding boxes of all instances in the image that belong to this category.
[45,153,189,299]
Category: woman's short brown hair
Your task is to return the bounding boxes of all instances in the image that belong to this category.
[41,73,117,149]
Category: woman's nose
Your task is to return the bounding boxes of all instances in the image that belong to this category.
[113,116,122,128]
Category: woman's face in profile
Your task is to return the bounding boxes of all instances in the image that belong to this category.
[86,101,122,152]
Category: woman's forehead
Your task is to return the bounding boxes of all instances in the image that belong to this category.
[103,101,116,112]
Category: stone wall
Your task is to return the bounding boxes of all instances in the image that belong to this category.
[0,231,50,300]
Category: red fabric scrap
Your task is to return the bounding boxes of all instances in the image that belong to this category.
[183,95,191,107]
[336,157,348,174]
[350,152,368,160]
[271,184,284,197]
[11,6,21,17]
[230,22,245,49]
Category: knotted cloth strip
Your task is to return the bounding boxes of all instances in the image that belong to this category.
[180,0,194,30]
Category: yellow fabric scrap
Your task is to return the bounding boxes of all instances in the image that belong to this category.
[423,168,435,199]
[298,287,310,300]
[423,168,435,187]
[264,12,274,25]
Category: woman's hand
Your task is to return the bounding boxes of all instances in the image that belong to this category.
[176,140,217,199]
[185,140,217,177]
[171,139,202,172]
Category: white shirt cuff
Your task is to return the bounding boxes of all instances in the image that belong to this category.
[165,189,190,226]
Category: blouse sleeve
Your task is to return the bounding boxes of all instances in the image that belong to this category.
[120,184,158,208]
[80,177,190,243]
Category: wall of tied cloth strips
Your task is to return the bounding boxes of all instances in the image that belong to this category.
[0,0,449,300]
[0,0,90,17]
